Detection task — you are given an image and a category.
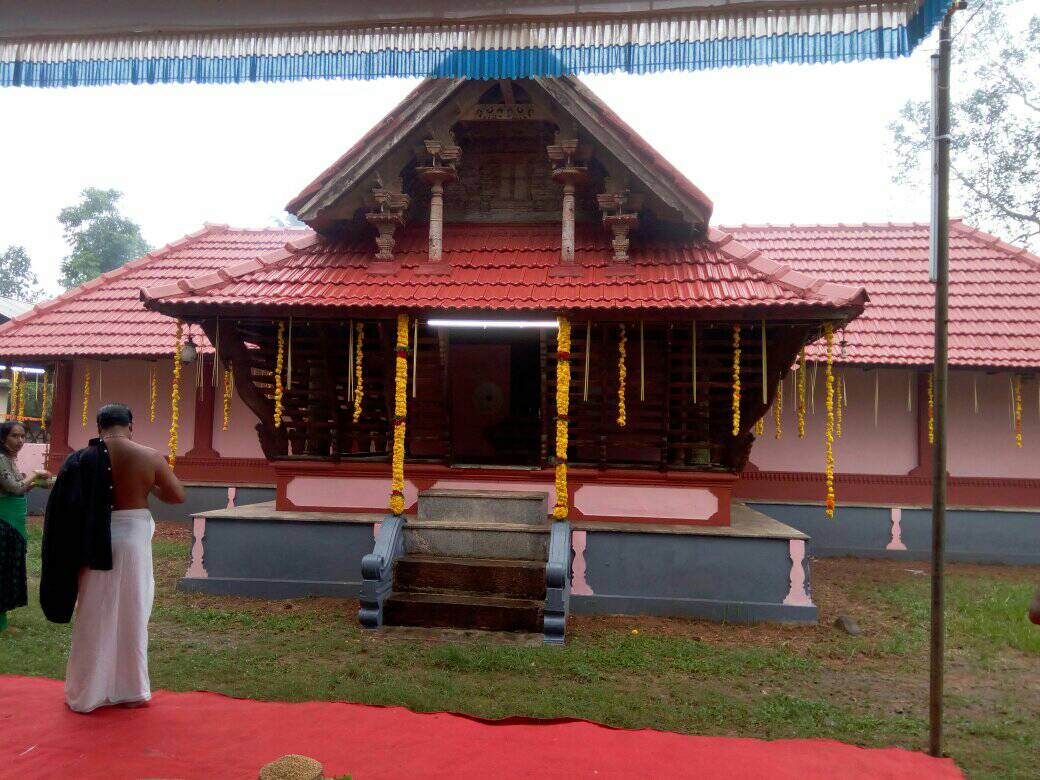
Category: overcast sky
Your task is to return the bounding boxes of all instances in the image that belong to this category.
[1,35,950,297]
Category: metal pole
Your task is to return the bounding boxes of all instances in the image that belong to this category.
[929,8,956,759]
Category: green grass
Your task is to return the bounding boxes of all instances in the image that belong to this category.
[4,521,1039,779]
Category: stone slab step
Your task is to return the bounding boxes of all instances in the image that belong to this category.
[418,488,549,525]
[394,555,546,600]
[404,523,549,560]
[383,591,544,633]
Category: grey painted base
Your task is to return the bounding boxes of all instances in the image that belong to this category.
[750,502,1040,565]
[179,502,815,625]
[572,525,815,624]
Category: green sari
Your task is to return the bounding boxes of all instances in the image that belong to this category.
[0,480,29,632]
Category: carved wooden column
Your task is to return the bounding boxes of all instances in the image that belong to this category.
[365,186,410,272]
[186,354,219,459]
[45,359,74,471]
[547,139,587,274]
[416,138,460,275]
[596,186,642,273]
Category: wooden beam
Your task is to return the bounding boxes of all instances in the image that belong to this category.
[499,79,516,105]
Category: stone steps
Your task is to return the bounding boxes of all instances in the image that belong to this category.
[383,590,544,633]
[418,488,549,525]
[394,554,546,600]
[404,521,549,560]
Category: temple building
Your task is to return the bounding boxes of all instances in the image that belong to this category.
[1,77,1038,637]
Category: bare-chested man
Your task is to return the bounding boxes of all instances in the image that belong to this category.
[44,403,184,713]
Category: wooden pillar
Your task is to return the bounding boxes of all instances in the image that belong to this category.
[908,370,933,478]
[46,359,74,471]
[186,354,219,459]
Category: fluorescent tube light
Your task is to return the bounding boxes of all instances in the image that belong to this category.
[426,319,559,329]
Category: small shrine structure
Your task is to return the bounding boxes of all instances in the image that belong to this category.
[140,77,865,639]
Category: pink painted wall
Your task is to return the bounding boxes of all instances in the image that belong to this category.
[751,368,918,476]
[947,371,1040,479]
[18,442,47,473]
[64,358,264,460]
[211,383,265,458]
[68,358,195,454]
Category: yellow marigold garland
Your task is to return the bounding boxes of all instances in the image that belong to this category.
[1013,375,1023,448]
[352,322,364,423]
[553,316,572,520]
[81,363,91,427]
[824,323,836,518]
[149,363,158,423]
[168,322,183,467]
[774,379,783,440]
[797,348,806,438]
[927,372,934,445]
[40,371,48,430]
[222,365,234,432]
[16,373,25,421]
[835,373,843,440]
[617,324,627,427]
[389,313,410,516]
[754,417,764,436]
[273,321,285,428]
[731,325,741,436]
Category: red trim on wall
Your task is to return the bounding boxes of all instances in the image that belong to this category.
[736,468,1040,509]
[274,459,737,525]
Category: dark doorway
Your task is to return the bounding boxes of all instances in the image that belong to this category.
[449,330,541,466]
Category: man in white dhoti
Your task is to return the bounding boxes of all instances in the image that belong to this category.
[42,403,184,713]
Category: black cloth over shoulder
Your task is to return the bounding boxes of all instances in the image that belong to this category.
[0,520,27,613]
[40,439,114,624]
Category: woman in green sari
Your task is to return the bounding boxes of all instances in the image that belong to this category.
[0,421,51,632]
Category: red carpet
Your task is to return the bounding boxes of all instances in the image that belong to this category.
[0,675,962,779]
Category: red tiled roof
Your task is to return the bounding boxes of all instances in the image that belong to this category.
[140,224,866,317]
[724,221,1040,369]
[0,224,305,360]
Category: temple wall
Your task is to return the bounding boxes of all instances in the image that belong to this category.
[68,358,195,453]
[751,368,917,475]
[211,387,265,458]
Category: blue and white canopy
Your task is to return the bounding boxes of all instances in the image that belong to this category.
[1,0,954,87]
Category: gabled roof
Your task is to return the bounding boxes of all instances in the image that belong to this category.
[286,77,714,231]
[0,296,32,322]
[0,225,305,360]
[724,221,1040,369]
[140,224,866,317]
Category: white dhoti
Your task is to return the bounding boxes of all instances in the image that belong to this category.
[65,508,155,713]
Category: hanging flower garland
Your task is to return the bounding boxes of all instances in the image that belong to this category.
[352,322,365,423]
[16,373,26,421]
[168,322,183,467]
[81,363,91,427]
[389,313,410,516]
[222,365,234,432]
[754,417,764,436]
[774,379,783,439]
[824,323,836,519]
[731,325,741,436]
[553,316,572,520]
[40,371,48,431]
[149,363,158,423]
[1013,374,1023,448]
[273,321,286,428]
[617,324,627,427]
[797,348,806,438]
[927,372,934,445]
[835,372,843,440]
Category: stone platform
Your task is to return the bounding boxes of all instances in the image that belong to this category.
[180,501,816,624]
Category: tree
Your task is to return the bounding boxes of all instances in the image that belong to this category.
[0,245,45,303]
[890,1,1039,248]
[58,188,150,288]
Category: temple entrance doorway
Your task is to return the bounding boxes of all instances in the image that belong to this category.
[449,328,541,466]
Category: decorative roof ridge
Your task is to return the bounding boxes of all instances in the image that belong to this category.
[948,221,1040,271]
[141,231,320,303]
[707,227,868,310]
[0,222,231,338]
[722,221,934,231]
